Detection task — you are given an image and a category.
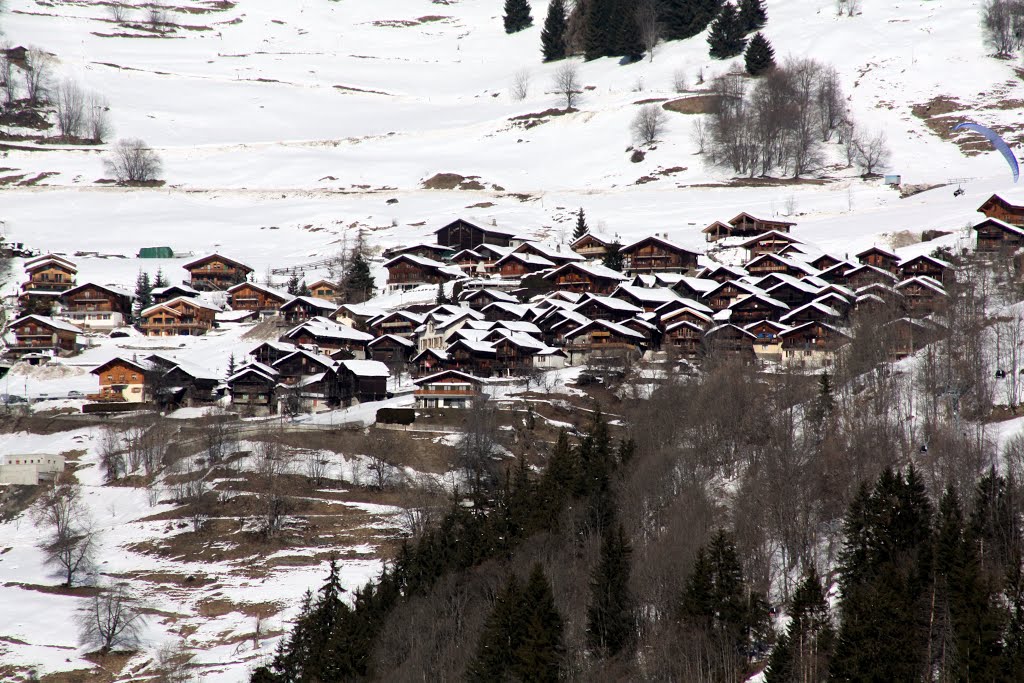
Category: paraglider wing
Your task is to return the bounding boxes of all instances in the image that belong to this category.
[953,122,1020,182]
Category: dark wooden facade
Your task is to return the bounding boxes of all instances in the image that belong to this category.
[619,236,699,274]
[435,218,517,250]
[183,254,254,291]
[978,194,1024,226]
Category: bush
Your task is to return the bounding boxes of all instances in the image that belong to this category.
[104,138,163,183]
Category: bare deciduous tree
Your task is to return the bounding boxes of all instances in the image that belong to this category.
[24,47,53,106]
[854,129,891,175]
[147,3,169,30]
[509,68,530,101]
[85,92,112,143]
[55,79,86,139]
[107,3,129,23]
[982,0,1024,57]
[305,450,329,487]
[0,54,16,106]
[104,138,163,183]
[151,639,194,683]
[35,481,97,587]
[631,104,668,146]
[98,424,126,482]
[672,67,688,94]
[636,0,661,62]
[78,583,146,653]
[254,436,289,537]
[552,62,581,110]
[457,396,501,498]
[691,118,708,153]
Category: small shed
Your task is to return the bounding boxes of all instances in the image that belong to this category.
[138,246,174,258]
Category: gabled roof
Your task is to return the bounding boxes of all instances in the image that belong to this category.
[495,251,556,268]
[90,356,155,376]
[738,230,802,248]
[437,218,521,238]
[514,241,584,262]
[978,193,1024,211]
[369,309,427,326]
[664,319,707,334]
[140,296,219,317]
[728,293,790,312]
[228,280,294,301]
[61,282,133,299]
[564,318,645,341]
[779,321,851,341]
[285,316,374,342]
[744,319,791,334]
[705,323,757,339]
[660,305,713,324]
[706,279,769,300]
[612,284,682,306]
[543,261,630,282]
[447,338,497,355]
[8,314,81,334]
[896,276,947,295]
[369,333,416,348]
[728,212,796,227]
[414,369,486,386]
[228,362,279,384]
[481,301,529,319]
[280,296,337,312]
[383,253,448,270]
[757,273,821,295]
[575,293,644,314]
[844,264,899,281]
[974,217,1024,236]
[696,264,749,279]
[702,220,734,235]
[384,241,453,258]
[570,231,613,248]
[744,253,820,276]
[183,253,253,272]
[338,359,390,377]
[165,361,220,382]
[25,253,75,270]
[618,234,698,255]
[484,328,547,351]
[152,283,200,297]
[898,253,952,269]
[273,349,336,371]
[493,320,543,335]
[461,288,519,304]
[334,303,388,320]
[856,245,900,260]
[779,302,841,323]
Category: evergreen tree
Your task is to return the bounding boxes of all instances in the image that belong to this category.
[602,241,624,271]
[515,564,564,681]
[765,566,834,682]
[503,0,533,34]
[226,352,236,379]
[436,282,448,306]
[612,1,644,61]
[286,273,301,296]
[738,0,767,32]
[134,270,152,313]
[468,574,527,681]
[341,252,375,303]
[661,0,723,41]
[541,0,568,62]
[744,32,775,76]
[298,280,311,297]
[584,0,615,60]
[707,2,747,59]
[573,207,589,240]
[587,522,634,656]
[153,267,167,288]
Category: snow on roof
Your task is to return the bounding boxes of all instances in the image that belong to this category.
[576,293,644,313]
[9,314,82,334]
[91,356,156,374]
[897,276,948,294]
[295,372,328,388]
[383,253,447,269]
[619,234,697,254]
[674,276,718,293]
[481,301,529,318]
[565,318,645,340]
[286,316,373,342]
[183,253,253,271]
[780,302,841,322]
[273,348,336,369]
[974,216,1024,236]
[227,280,294,301]
[140,296,220,316]
[413,369,486,385]
[516,242,584,261]
[152,283,200,296]
[496,251,556,267]
[335,303,388,319]
[282,295,336,311]
[545,261,630,282]
[228,364,278,384]
[485,328,547,350]
[462,288,519,303]
[612,284,681,305]
[897,253,952,268]
[369,333,415,348]
[729,293,790,311]
[339,359,390,377]
[492,320,542,335]
[167,360,220,382]
[62,282,134,299]
[448,338,497,354]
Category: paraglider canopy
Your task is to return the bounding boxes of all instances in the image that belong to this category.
[953,122,1019,183]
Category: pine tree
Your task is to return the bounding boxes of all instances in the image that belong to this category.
[587,522,634,656]
[738,0,767,32]
[765,566,834,682]
[436,282,448,306]
[661,0,723,41]
[573,207,589,240]
[298,280,311,297]
[515,564,564,681]
[541,0,568,61]
[584,0,615,60]
[341,252,375,303]
[602,241,624,271]
[286,273,301,296]
[707,2,747,59]
[468,574,527,681]
[504,0,533,34]
[134,270,152,313]
[153,267,167,288]
[744,32,775,76]
[226,352,236,379]
[613,1,644,61]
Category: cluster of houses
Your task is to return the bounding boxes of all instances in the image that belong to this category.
[10,193,1024,414]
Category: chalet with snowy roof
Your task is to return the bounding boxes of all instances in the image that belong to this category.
[884,318,940,361]
[659,302,714,329]
[249,341,296,367]
[573,294,643,322]
[227,363,278,414]
[496,251,556,279]
[747,320,789,362]
[702,213,796,242]
[780,301,843,327]
[332,303,387,331]
[780,322,850,368]
[745,253,819,278]
[513,242,583,266]
[451,249,490,275]
[367,310,426,338]
[809,254,846,272]
[367,334,415,364]
[697,264,749,284]
[460,288,519,311]
[228,281,293,315]
[977,193,1024,226]
[974,217,1024,253]
[183,254,253,291]
[562,319,645,365]
[845,264,899,290]
[414,370,486,410]
[138,297,217,337]
[664,320,706,358]
[611,284,681,312]
[481,301,529,322]
[670,276,717,301]
[383,242,455,261]
[485,330,548,374]
[384,254,460,291]
[896,277,948,317]
[619,235,699,275]
[447,338,497,376]
[307,279,341,302]
[276,371,336,414]
[412,347,449,376]
[279,296,337,325]
[272,349,335,386]
[816,262,855,285]
[703,324,756,361]
[89,356,155,403]
[740,231,803,259]
[435,218,520,250]
[58,283,133,331]
[898,254,953,285]
[160,362,221,407]
[570,232,614,259]
[855,246,900,274]
[543,262,629,295]
[152,283,200,305]
[704,281,766,311]
[336,360,389,405]
[283,317,373,357]
[418,311,482,352]
[760,276,821,309]
[728,293,789,324]
[22,255,77,296]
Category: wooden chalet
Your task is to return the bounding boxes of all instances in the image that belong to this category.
[412,347,450,376]
[227,363,278,414]
[161,362,221,406]
[414,370,485,409]
[543,262,629,295]
[977,193,1024,226]
[382,242,455,261]
[746,320,789,362]
[562,319,645,365]
[332,303,387,331]
[898,254,953,285]
[139,297,217,337]
[446,338,497,376]
[574,294,643,322]
[845,264,899,290]
[570,232,613,259]
[307,280,341,302]
[659,304,713,331]
[744,253,819,278]
[367,334,415,363]
[664,320,706,358]
[59,283,133,331]
[779,302,843,327]
[368,310,426,338]
[761,277,820,309]
[855,246,900,273]
[384,254,458,291]
[22,255,77,294]
[816,262,855,285]
[495,252,556,279]
[5,315,80,356]
[671,276,718,301]
[485,330,547,374]
[89,356,154,403]
[280,296,337,324]
[703,213,796,242]
[809,254,846,272]
[451,249,490,275]
[460,288,519,311]
[249,341,297,367]
[336,360,389,405]
[481,301,528,322]
[618,235,699,274]
[728,293,789,324]
[974,217,1024,253]
[697,264,749,284]
[228,281,293,314]
[183,254,254,291]
[283,317,373,357]
[435,218,519,250]
[702,324,756,361]
[896,277,948,317]
[884,318,939,361]
[273,349,335,386]
[152,283,200,305]
[739,231,802,259]
[704,280,766,311]
[612,284,682,312]
[780,322,850,368]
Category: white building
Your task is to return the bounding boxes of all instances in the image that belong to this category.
[0,454,66,485]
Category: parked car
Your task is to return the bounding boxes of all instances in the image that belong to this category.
[67,390,83,398]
